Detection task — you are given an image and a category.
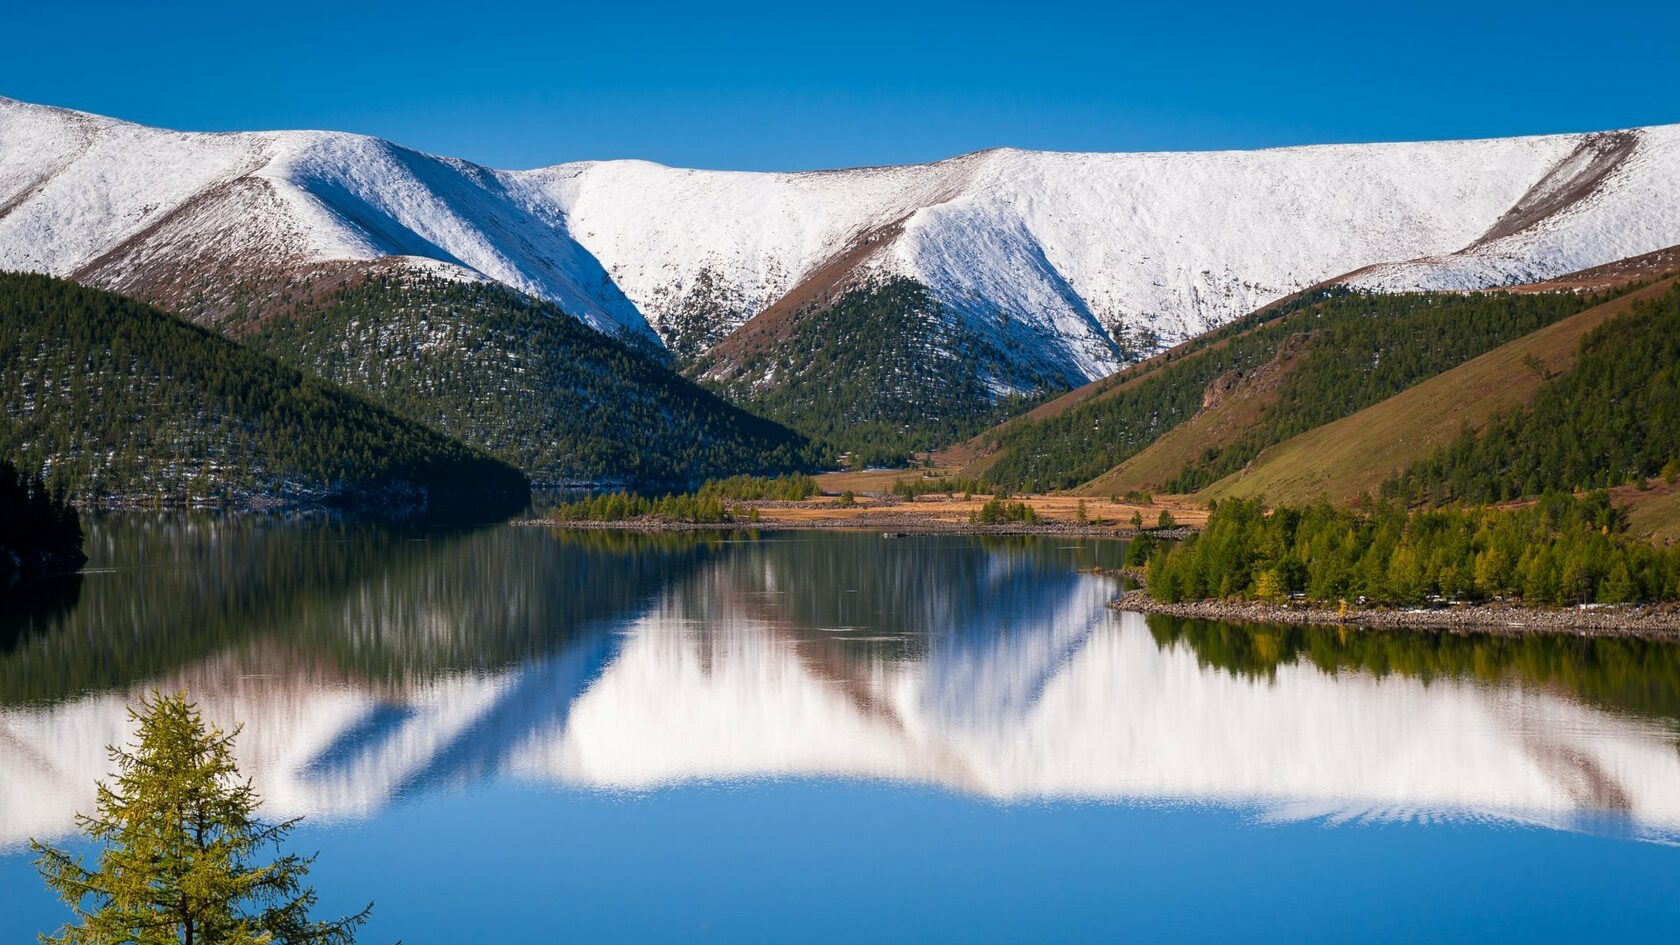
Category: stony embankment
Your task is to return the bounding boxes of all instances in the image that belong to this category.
[1109,588,1680,640]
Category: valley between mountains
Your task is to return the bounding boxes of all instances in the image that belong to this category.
[3,96,1680,528]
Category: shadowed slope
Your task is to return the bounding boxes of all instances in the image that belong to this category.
[0,273,527,508]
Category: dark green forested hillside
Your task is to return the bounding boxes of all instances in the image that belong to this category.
[0,459,85,580]
[0,273,527,508]
[980,289,1600,492]
[250,275,817,487]
[977,289,1358,490]
[693,279,1056,466]
[1385,285,1680,503]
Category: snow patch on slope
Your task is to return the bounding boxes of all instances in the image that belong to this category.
[510,155,982,342]
[5,95,1680,387]
[0,98,655,341]
[1348,124,1680,292]
[0,101,258,275]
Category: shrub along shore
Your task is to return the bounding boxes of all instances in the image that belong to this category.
[1120,491,1680,637]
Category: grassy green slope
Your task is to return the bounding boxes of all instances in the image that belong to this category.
[1383,282,1680,504]
[1201,276,1679,506]
[1079,333,1312,497]
[0,272,527,508]
[973,289,1598,493]
[1626,484,1680,544]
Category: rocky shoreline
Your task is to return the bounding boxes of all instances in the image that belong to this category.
[1109,588,1680,640]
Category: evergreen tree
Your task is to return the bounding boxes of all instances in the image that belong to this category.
[0,458,85,580]
[31,692,372,945]
[981,287,1607,492]
[1145,492,1680,607]
[251,275,818,489]
[1384,285,1680,504]
[0,272,526,509]
[1125,532,1159,566]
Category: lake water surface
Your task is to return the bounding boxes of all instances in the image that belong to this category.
[2,515,1678,942]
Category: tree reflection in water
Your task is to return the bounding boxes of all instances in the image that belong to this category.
[2,518,1678,848]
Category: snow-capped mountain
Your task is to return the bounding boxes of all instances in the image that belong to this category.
[4,96,1680,392]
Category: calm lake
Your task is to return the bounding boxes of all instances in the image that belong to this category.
[2,515,1678,942]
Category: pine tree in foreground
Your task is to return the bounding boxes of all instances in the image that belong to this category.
[31,691,374,945]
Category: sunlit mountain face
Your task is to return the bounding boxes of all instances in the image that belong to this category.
[4,518,1679,850]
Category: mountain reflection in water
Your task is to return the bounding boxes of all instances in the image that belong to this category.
[3,516,1679,848]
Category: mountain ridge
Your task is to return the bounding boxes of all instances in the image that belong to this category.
[8,97,1680,368]
[6,97,1680,457]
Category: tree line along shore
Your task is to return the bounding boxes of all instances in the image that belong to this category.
[520,470,1680,632]
[1118,491,1680,637]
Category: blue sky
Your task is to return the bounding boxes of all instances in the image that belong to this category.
[6,1,1677,171]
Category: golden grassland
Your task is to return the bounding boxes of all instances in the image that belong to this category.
[1197,276,1679,506]
[1619,479,1680,544]
[747,480,1206,531]
[813,466,962,494]
[1077,340,1309,498]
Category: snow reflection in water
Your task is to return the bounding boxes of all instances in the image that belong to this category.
[3,517,1678,848]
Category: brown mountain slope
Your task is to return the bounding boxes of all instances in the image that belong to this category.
[947,245,1680,498]
[945,287,1335,475]
[692,218,907,374]
[1198,274,1680,506]
[1624,481,1680,544]
[1078,332,1313,497]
